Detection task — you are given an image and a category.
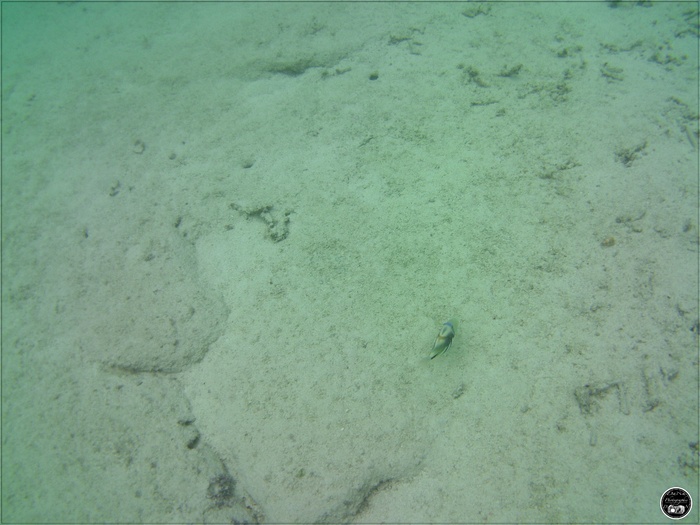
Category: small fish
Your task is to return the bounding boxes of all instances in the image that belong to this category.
[430,320,456,359]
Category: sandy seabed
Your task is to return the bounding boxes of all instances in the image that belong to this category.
[2,2,698,523]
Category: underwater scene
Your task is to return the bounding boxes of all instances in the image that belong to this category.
[2,2,698,523]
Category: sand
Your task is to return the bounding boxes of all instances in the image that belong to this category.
[2,2,698,523]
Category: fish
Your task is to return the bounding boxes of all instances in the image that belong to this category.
[430,320,456,359]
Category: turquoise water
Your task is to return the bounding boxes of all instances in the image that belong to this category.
[2,2,698,522]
